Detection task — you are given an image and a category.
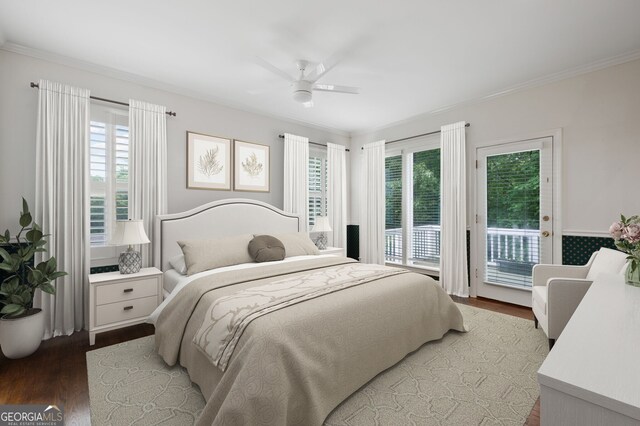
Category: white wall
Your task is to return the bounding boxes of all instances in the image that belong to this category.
[0,48,350,234]
[350,58,640,236]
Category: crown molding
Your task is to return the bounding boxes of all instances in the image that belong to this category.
[0,42,349,138]
[351,49,640,137]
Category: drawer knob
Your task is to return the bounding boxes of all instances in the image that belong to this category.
[123,306,133,311]
[123,288,133,293]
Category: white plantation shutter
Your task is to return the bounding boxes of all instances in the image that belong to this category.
[308,153,327,227]
[89,111,129,246]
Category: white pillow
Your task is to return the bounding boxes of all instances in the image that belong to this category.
[169,254,187,275]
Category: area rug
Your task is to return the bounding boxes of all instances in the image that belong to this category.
[87,304,547,425]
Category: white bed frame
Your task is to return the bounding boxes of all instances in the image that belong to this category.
[154,198,301,272]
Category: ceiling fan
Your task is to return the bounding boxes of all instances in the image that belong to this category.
[255,58,359,107]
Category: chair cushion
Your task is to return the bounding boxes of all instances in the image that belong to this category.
[586,248,628,281]
[532,285,547,315]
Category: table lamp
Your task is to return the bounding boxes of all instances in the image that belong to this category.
[111,219,150,274]
[311,216,332,250]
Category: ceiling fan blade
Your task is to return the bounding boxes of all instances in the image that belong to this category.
[305,55,341,83]
[313,84,359,95]
[305,32,372,83]
[253,57,295,82]
[303,100,314,108]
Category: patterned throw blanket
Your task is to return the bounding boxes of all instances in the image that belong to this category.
[193,263,407,371]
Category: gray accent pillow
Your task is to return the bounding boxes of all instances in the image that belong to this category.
[248,235,286,263]
[269,232,320,257]
[178,234,254,276]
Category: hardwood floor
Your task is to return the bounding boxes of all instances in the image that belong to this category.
[0,298,541,426]
[0,324,155,426]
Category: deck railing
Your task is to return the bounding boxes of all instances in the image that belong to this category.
[385,225,540,267]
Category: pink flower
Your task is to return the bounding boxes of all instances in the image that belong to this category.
[610,221,624,240]
[623,224,640,244]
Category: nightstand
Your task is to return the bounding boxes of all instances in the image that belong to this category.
[319,246,345,257]
[88,267,163,345]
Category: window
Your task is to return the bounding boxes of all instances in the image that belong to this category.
[308,150,327,227]
[384,137,441,270]
[89,109,129,247]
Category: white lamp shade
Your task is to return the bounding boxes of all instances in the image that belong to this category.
[111,220,150,245]
[312,216,332,233]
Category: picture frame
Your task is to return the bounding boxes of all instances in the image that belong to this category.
[187,131,232,190]
[233,140,270,192]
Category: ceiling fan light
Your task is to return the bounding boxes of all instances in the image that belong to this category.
[293,89,312,103]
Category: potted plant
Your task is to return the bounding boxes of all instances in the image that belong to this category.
[0,199,67,358]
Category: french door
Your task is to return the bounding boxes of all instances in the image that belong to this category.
[476,137,553,306]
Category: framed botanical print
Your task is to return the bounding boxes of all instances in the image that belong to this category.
[234,140,270,192]
[187,131,232,190]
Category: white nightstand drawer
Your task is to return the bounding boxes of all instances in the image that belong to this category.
[95,295,158,327]
[96,277,159,305]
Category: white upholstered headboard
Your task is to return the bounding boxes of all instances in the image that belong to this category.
[154,198,301,271]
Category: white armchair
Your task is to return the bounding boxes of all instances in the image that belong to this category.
[532,248,628,349]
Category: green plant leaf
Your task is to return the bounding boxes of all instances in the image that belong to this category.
[25,229,43,243]
[22,198,29,215]
[39,282,55,294]
[46,257,57,274]
[19,212,32,228]
[30,269,45,284]
[0,247,10,261]
[9,294,23,305]
[0,262,13,272]
[48,271,67,280]
[1,304,24,316]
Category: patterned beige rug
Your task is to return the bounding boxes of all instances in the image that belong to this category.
[87,304,547,425]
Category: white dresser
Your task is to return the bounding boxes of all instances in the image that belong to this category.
[537,273,640,425]
[88,267,163,345]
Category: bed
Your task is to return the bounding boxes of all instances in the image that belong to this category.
[151,198,465,425]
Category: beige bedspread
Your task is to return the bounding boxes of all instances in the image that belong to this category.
[155,257,465,425]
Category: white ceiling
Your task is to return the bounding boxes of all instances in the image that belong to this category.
[1,0,639,133]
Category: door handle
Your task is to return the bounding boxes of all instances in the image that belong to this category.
[123,306,133,311]
[541,231,550,237]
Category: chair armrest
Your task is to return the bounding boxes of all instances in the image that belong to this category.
[532,264,589,287]
[547,278,593,339]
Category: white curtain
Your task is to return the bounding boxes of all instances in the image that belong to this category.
[359,140,385,264]
[327,143,347,249]
[34,79,90,338]
[129,100,168,267]
[283,133,309,232]
[440,121,468,297]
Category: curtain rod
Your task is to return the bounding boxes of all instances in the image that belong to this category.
[278,134,350,152]
[361,122,470,150]
[29,82,177,117]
